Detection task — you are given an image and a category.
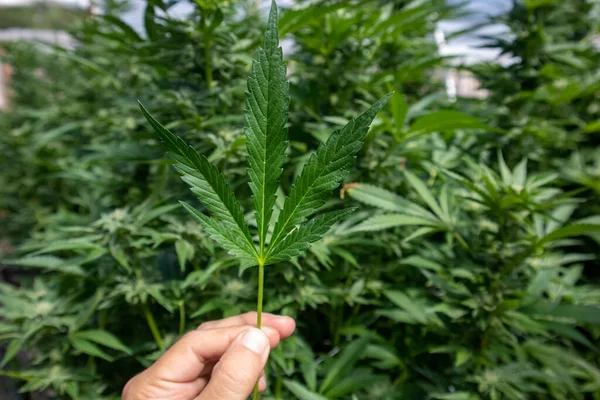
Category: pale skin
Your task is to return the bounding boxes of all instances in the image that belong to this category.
[122,312,296,400]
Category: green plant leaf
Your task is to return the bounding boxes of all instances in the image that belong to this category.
[283,380,328,400]
[405,110,498,138]
[390,91,408,141]
[69,337,113,362]
[139,103,257,263]
[266,208,354,264]
[349,213,440,233]
[268,94,392,258]
[345,183,435,220]
[180,202,258,268]
[72,330,132,354]
[244,0,289,256]
[403,170,447,221]
[319,336,370,394]
[538,224,600,246]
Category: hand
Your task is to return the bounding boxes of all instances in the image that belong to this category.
[122,312,296,400]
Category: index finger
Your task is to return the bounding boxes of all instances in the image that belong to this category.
[150,325,281,383]
[197,312,296,338]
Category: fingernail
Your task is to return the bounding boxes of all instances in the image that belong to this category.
[241,328,268,354]
[259,376,267,386]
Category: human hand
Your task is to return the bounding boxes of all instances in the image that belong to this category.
[122,312,296,400]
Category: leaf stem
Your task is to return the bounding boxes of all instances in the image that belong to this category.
[143,303,164,349]
[178,300,186,336]
[253,261,265,400]
[205,35,213,88]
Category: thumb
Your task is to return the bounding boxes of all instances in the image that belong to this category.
[198,327,270,400]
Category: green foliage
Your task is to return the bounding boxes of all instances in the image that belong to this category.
[1,0,599,399]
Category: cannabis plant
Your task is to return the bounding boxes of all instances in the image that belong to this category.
[139,1,388,395]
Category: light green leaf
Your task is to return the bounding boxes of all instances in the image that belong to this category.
[403,170,447,222]
[70,337,113,362]
[139,103,257,263]
[244,0,289,255]
[405,110,497,138]
[345,182,436,220]
[538,224,600,246]
[283,380,328,400]
[267,94,391,259]
[72,330,132,354]
[2,256,85,276]
[384,290,428,324]
[266,208,354,264]
[0,338,25,367]
[525,0,557,9]
[180,202,258,268]
[349,213,440,233]
[175,240,195,272]
[523,301,600,325]
[390,91,408,140]
[320,336,370,394]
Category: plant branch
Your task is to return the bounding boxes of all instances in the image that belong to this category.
[143,303,164,349]
[253,261,265,400]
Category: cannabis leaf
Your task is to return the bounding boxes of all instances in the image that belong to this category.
[138,103,258,267]
[140,1,390,272]
[265,94,391,264]
[244,0,289,258]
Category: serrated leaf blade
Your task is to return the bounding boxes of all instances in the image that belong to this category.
[245,0,289,255]
[266,208,354,265]
[139,102,257,261]
[180,202,258,268]
[268,94,391,256]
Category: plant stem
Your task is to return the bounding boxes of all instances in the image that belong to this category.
[178,300,186,336]
[205,34,213,88]
[143,303,164,349]
[253,261,265,400]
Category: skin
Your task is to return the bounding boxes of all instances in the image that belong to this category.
[122,312,296,400]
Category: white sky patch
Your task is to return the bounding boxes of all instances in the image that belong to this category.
[0,0,88,6]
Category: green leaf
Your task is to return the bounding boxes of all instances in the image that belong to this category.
[324,368,375,398]
[319,336,370,394]
[349,213,440,233]
[2,256,85,276]
[175,240,195,272]
[70,337,113,362]
[523,302,600,326]
[390,91,408,141]
[267,94,391,259]
[283,380,328,400]
[525,0,557,9]
[403,170,447,222]
[405,110,498,138]
[266,208,354,264]
[345,183,435,220]
[139,103,257,263]
[538,224,600,246]
[384,290,428,324]
[180,202,258,268]
[72,330,132,354]
[244,0,289,256]
[0,338,25,367]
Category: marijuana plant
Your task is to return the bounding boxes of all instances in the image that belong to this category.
[139,1,389,395]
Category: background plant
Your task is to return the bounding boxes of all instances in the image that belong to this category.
[0,0,599,399]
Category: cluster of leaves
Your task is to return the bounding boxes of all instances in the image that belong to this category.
[1,0,599,399]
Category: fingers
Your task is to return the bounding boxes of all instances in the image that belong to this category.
[198,312,296,339]
[198,328,270,400]
[149,325,281,383]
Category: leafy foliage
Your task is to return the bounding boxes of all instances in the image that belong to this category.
[0,0,599,399]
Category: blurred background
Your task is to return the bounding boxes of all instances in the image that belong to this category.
[0,0,599,399]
